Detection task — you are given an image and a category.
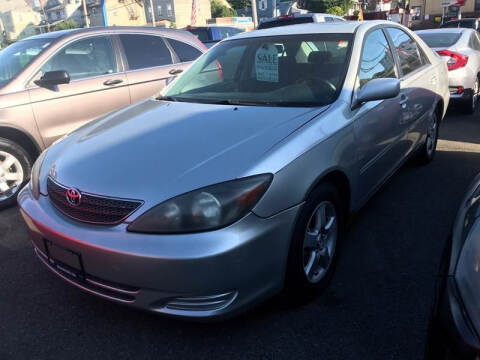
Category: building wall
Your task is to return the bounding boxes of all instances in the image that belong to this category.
[0,9,41,40]
[102,0,147,26]
[173,0,211,28]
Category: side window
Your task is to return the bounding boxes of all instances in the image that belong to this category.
[119,34,172,70]
[167,38,202,62]
[325,17,335,22]
[387,28,424,76]
[41,36,117,81]
[358,29,397,88]
[473,33,480,51]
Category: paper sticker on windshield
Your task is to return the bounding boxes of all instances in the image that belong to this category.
[255,44,279,83]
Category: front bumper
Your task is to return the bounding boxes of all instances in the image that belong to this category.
[18,185,301,319]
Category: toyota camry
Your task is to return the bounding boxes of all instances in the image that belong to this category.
[18,21,449,319]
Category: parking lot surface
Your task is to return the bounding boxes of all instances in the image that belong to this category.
[1,111,480,360]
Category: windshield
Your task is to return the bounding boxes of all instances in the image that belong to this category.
[0,38,52,89]
[164,34,352,107]
[441,19,476,29]
[417,32,462,48]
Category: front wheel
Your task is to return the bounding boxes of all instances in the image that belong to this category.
[0,138,32,210]
[285,182,344,296]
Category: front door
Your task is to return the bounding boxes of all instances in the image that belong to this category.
[28,35,130,147]
[353,28,407,200]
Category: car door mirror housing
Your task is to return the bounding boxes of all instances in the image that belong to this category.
[35,70,70,87]
[353,78,400,109]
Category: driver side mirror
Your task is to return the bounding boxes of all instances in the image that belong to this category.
[34,70,70,88]
[352,78,400,110]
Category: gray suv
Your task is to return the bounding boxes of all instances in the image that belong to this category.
[0,26,205,208]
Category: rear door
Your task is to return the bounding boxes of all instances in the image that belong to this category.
[28,34,130,146]
[164,37,203,76]
[118,33,176,103]
[385,27,435,153]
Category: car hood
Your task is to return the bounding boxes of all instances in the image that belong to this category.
[47,99,326,207]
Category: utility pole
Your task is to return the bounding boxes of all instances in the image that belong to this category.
[149,0,156,26]
[82,0,90,27]
[251,0,258,28]
[39,0,50,32]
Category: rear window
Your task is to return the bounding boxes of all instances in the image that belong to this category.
[167,38,202,62]
[189,29,210,42]
[441,19,476,29]
[417,32,462,48]
[120,34,172,70]
[257,16,313,30]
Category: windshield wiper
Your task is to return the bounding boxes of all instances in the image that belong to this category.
[156,95,179,102]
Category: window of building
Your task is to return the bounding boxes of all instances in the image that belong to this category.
[411,6,421,21]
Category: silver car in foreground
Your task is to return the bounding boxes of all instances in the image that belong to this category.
[417,28,480,113]
[18,21,449,319]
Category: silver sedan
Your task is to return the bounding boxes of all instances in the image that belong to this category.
[18,21,449,319]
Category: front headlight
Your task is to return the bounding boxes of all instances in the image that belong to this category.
[29,150,47,199]
[128,174,272,234]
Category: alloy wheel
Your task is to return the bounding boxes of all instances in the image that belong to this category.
[303,201,338,284]
[0,150,24,202]
[472,78,479,113]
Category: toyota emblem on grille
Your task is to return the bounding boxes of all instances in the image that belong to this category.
[66,188,81,206]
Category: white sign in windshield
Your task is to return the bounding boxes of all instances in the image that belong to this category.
[255,44,279,83]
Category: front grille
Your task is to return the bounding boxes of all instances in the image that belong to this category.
[47,177,142,225]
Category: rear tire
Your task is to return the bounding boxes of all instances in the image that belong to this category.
[0,138,32,210]
[415,111,439,165]
[285,182,345,298]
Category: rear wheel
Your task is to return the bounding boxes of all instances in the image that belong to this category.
[285,182,344,296]
[415,111,439,165]
[0,138,32,210]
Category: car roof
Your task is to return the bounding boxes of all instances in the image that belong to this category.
[416,28,472,34]
[18,26,191,42]
[232,21,387,40]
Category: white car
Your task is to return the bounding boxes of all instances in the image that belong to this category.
[417,28,480,113]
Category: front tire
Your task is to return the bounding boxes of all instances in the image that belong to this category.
[0,138,32,210]
[285,182,344,296]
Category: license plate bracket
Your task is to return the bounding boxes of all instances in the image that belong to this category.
[44,239,85,280]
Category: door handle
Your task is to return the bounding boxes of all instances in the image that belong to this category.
[169,69,183,75]
[103,79,123,86]
[399,94,408,108]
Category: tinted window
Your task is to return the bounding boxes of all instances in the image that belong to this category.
[165,34,352,107]
[359,29,396,87]
[417,32,461,48]
[189,29,210,42]
[120,34,172,70]
[41,36,117,81]
[218,27,242,39]
[440,21,460,28]
[387,28,423,76]
[168,38,202,62]
[257,17,313,29]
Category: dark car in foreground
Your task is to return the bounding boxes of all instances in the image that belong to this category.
[426,175,480,359]
[185,26,244,47]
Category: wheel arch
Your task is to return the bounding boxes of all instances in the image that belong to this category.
[305,169,351,217]
[0,125,42,163]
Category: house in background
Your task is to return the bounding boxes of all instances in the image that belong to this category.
[87,0,147,27]
[42,0,85,27]
[144,0,211,28]
[0,0,43,41]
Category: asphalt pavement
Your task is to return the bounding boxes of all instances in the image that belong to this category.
[1,110,480,360]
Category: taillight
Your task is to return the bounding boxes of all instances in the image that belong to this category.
[436,50,469,71]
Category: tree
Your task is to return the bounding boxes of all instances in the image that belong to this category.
[52,19,79,31]
[229,0,250,10]
[326,5,344,16]
[211,0,237,17]
[307,0,352,14]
